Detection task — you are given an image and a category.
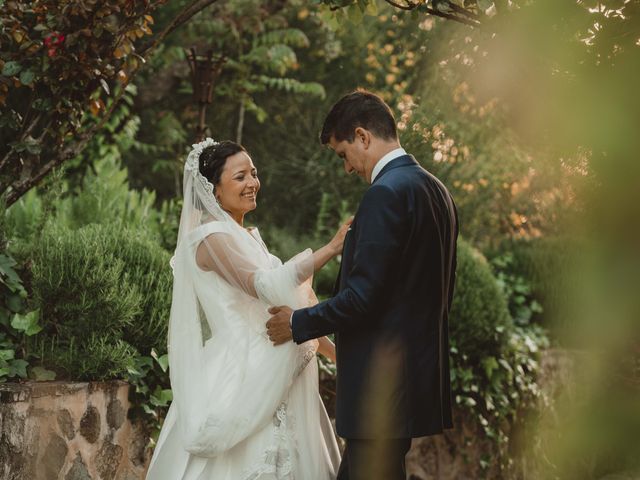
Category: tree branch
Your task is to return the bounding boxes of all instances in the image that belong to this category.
[422,6,480,26]
[384,0,417,11]
[4,91,126,207]
[138,0,221,57]
[0,113,43,174]
[443,0,481,21]
[382,0,481,27]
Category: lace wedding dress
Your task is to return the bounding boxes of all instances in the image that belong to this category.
[145,139,340,480]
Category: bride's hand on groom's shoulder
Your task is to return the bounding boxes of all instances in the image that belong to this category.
[328,217,353,256]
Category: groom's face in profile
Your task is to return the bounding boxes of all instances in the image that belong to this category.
[328,131,368,182]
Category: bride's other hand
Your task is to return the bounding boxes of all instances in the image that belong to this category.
[328,217,353,256]
[317,336,336,364]
[312,217,353,272]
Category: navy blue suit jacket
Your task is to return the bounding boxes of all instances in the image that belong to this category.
[292,154,458,439]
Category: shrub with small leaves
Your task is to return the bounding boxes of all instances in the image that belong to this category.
[450,239,512,361]
[45,333,137,381]
[31,224,143,341]
[28,222,172,379]
[450,239,549,475]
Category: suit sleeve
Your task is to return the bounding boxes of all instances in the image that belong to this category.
[291,184,406,343]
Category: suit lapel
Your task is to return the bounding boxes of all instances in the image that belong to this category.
[332,155,417,295]
[332,225,353,295]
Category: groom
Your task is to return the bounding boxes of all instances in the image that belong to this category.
[267,90,458,480]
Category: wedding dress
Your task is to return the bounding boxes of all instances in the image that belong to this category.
[146,139,340,480]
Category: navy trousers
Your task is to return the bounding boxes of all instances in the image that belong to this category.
[336,438,412,480]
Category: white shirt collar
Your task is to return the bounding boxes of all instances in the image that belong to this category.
[370,147,407,184]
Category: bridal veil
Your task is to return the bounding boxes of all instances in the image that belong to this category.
[147,139,339,479]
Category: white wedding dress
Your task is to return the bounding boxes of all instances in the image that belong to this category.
[146,139,340,480]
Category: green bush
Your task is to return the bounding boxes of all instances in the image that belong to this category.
[450,239,512,361]
[28,222,172,380]
[446,239,549,475]
[41,334,139,381]
[98,227,172,355]
[508,237,575,323]
[31,225,142,340]
[4,189,44,244]
[487,236,577,330]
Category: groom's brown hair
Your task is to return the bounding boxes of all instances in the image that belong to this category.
[320,89,398,145]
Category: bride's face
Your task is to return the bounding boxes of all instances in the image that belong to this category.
[215,151,260,216]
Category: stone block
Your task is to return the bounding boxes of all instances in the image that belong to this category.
[0,381,150,480]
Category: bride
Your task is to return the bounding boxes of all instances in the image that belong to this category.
[146,138,345,480]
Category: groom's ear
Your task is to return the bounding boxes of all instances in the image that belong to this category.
[354,127,371,149]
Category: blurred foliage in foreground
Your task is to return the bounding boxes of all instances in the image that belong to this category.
[2,0,639,476]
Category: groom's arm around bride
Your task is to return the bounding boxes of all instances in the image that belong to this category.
[267,90,458,480]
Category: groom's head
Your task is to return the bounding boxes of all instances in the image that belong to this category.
[320,90,400,183]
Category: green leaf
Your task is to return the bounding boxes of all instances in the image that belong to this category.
[31,366,56,380]
[141,403,156,416]
[530,300,543,313]
[347,5,363,24]
[156,354,169,372]
[6,292,23,312]
[11,310,42,336]
[0,254,21,287]
[10,359,28,378]
[136,356,154,369]
[0,349,15,361]
[482,356,499,379]
[19,70,35,85]
[2,61,22,77]
[0,308,10,325]
[150,387,173,406]
[32,98,52,111]
[365,1,378,15]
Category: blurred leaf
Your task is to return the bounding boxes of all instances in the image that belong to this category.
[0,349,15,361]
[9,359,28,378]
[2,61,22,76]
[11,310,42,336]
[19,69,35,85]
[31,366,56,380]
[482,356,499,379]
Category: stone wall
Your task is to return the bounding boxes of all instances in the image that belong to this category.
[0,381,149,480]
[0,349,571,480]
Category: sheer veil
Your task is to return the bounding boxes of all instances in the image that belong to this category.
[167,138,337,471]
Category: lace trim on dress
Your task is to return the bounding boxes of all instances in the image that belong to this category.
[241,402,294,480]
[295,346,316,378]
[240,347,316,479]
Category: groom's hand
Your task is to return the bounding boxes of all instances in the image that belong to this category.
[266,306,294,346]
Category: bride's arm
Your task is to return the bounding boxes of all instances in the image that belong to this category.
[196,231,328,307]
[316,336,336,363]
[195,218,351,307]
[311,218,352,273]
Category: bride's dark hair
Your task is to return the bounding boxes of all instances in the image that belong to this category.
[199,140,246,185]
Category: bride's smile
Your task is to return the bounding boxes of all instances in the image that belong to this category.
[211,150,260,226]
